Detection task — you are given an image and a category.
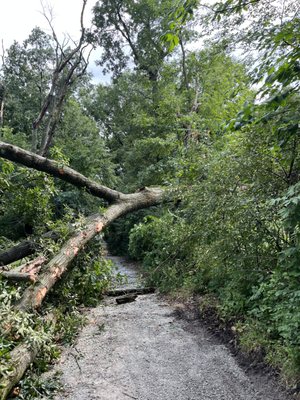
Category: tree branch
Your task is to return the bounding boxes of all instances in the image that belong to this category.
[0,232,59,266]
[33,0,93,156]
[0,256,47,282]
[0,141,122,203]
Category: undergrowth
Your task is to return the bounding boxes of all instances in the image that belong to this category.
[128,136,300,387]
[0,235,120,399]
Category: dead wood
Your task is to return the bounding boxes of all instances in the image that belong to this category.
[0,141,122,203]
[16,188,163,312]
[0,117,165,398]
[18,256,47,274]
[0,256,47,282]
[0,343,39,400]
[1,272,36,282]
[106,287,155,296]
[116,294,138,304]
[0,189,163,398]
[0,232,58,266]
[33,0,92,155]
[0,240,36,266]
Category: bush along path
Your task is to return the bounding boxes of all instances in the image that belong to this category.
[51,256,291,400]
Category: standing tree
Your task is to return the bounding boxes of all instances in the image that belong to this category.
[1,0,93,155]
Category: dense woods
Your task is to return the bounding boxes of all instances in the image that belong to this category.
[0,0,300,397]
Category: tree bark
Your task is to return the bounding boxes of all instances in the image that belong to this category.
[0,241,36,266]
[0,141,121,203]
[0,343,38,400]
[0,313,56,400]
[1,271,36,282]
[106,287,155,296]
[1,256,47,282]
[0,137,165,398]
[0,232,58,266]
[0,189,163,399]
[33,0,92,155]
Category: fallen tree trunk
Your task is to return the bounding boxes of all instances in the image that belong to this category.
[0,189,163,398]
[0,232,58,266]
[0,141,166,398]
[0,343,39,400]
[0,141,121,203]
[0,314,56,400]
[1,271,36,282]
[0,240,36,266]
[106,287,156,296]
[17,188,163,312]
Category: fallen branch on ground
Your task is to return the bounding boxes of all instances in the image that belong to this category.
[1,256,47,282]
[0,232,58,266]
[116,294,138,304]
[106,287,155,296]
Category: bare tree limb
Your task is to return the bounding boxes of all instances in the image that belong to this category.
[33,0,93,156]
[0,232,58,266]
[0,256,47,282]
[0,240,36,266]
[1,271,36,282]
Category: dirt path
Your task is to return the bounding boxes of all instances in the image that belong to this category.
[53,257,290,400]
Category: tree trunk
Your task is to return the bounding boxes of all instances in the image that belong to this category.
[0,141,121,203]
[1,256,47,282]
[17,188,163,312]
[0,138,165,398]
[0,189,163,399]
[0,343,39,400]
[0,313,56,400]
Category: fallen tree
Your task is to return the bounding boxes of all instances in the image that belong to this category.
[0,240,36,266]
[0,231,58,266]
[0,343,39,400]
[16,189,164,312]
[0,141,165,398]
[0,313,57,400]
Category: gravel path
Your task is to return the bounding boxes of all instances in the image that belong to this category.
[53,257,289,400]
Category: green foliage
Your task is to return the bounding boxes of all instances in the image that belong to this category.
[208,0,300,147]
[0,281,57,384]
[162,0,198,51]
[129,119,300,381]
[0,0,299,388]
[0,161,57,239]
[50,237,119,308]
[2,28,55,138]
[17,372,61,400]
[93,0,175,77]
[55,98,118,187]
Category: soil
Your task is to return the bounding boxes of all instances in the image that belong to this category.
[52,256,294,400]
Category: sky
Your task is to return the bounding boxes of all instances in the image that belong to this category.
[0,0,106,83]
